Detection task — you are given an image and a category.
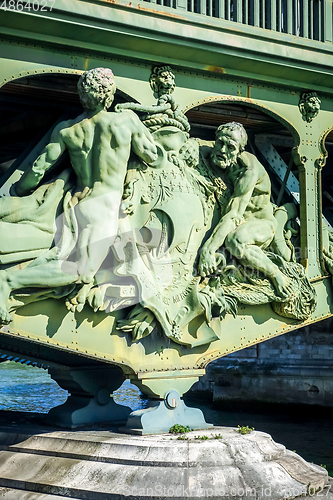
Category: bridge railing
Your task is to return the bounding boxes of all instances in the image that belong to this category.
[146,0,333,43]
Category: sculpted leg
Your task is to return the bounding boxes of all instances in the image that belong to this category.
[239,245,294,299]
[66,194,122,312]
[0,191,123,321]
[0,259,78,324]
[225,220,294,299]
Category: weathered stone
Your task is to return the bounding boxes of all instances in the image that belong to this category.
[0,426,327,499]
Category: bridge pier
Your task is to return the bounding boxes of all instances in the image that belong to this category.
[47,365,131,429]
[122,370,212,434]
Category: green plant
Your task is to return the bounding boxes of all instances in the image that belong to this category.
[177,434,188,440]
[307,483,316,495]
[169,424,192,434]
[237,425,255,435]
[194,435,209,440]
[212,433,223,439]
[320,464,327,469]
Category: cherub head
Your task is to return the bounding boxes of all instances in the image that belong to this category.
[298,92,321,123]
[149,65,175,98]
[78,67,116,111]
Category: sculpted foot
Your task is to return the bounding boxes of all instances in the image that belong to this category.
[86,285,108,312]
[66,282,94,313]
[0,271,13,325]
[199,249,217,277]
[271,270,294,300]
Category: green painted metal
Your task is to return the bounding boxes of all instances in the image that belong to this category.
[0,0,332,431]
[324,0,333,42]
[123,391,213,434]
[1,0,333,94]
[47,365,132,428]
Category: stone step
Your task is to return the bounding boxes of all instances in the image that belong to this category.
[0,427,328,499]
[0,450,192,499]
[4,427,287,466]
[0,487,73,499]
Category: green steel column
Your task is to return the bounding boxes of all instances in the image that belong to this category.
[297,144,323,279]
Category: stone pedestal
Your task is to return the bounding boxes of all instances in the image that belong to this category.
[0,425,329,499]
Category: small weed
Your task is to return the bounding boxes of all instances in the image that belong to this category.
[307,483,315,495]
[212,433,223,439]
[177,434,188,440]
[320,464,327,469]
[237,425,255,435]
[195,435,209,440]
[169,424,192,434]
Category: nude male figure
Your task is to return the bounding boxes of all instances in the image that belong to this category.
[199,122,293,299]
[0,67,157,323]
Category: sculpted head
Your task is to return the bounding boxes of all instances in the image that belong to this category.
[299,92,321,123]
[211,122,248,169]
[149,65,175,97]
[78,68,116,110]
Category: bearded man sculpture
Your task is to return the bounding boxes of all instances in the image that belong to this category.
[199,122,294,299]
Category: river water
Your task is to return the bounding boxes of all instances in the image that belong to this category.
[0,361,332,476]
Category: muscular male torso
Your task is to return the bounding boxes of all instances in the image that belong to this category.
[60,110,134,201]
[229,151,275,223]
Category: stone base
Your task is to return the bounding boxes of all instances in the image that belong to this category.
[0,426,329,499]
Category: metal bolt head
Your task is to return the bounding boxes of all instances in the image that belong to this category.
[96,388,111,406]
[165,390,180,409]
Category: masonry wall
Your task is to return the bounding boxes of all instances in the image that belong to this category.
[190,318,333,407]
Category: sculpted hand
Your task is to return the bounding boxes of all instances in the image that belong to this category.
[198,247,217,277]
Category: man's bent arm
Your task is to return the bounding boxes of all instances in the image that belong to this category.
[130,115,158,165]
[203,159,257,254]
[15,126,66,196]
[203,189,254,254]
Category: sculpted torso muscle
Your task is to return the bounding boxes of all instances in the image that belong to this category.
[62,111,134,197]
[227,152,276,225]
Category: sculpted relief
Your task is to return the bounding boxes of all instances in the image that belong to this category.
[0,67,316,347]
[298,91,321,123]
